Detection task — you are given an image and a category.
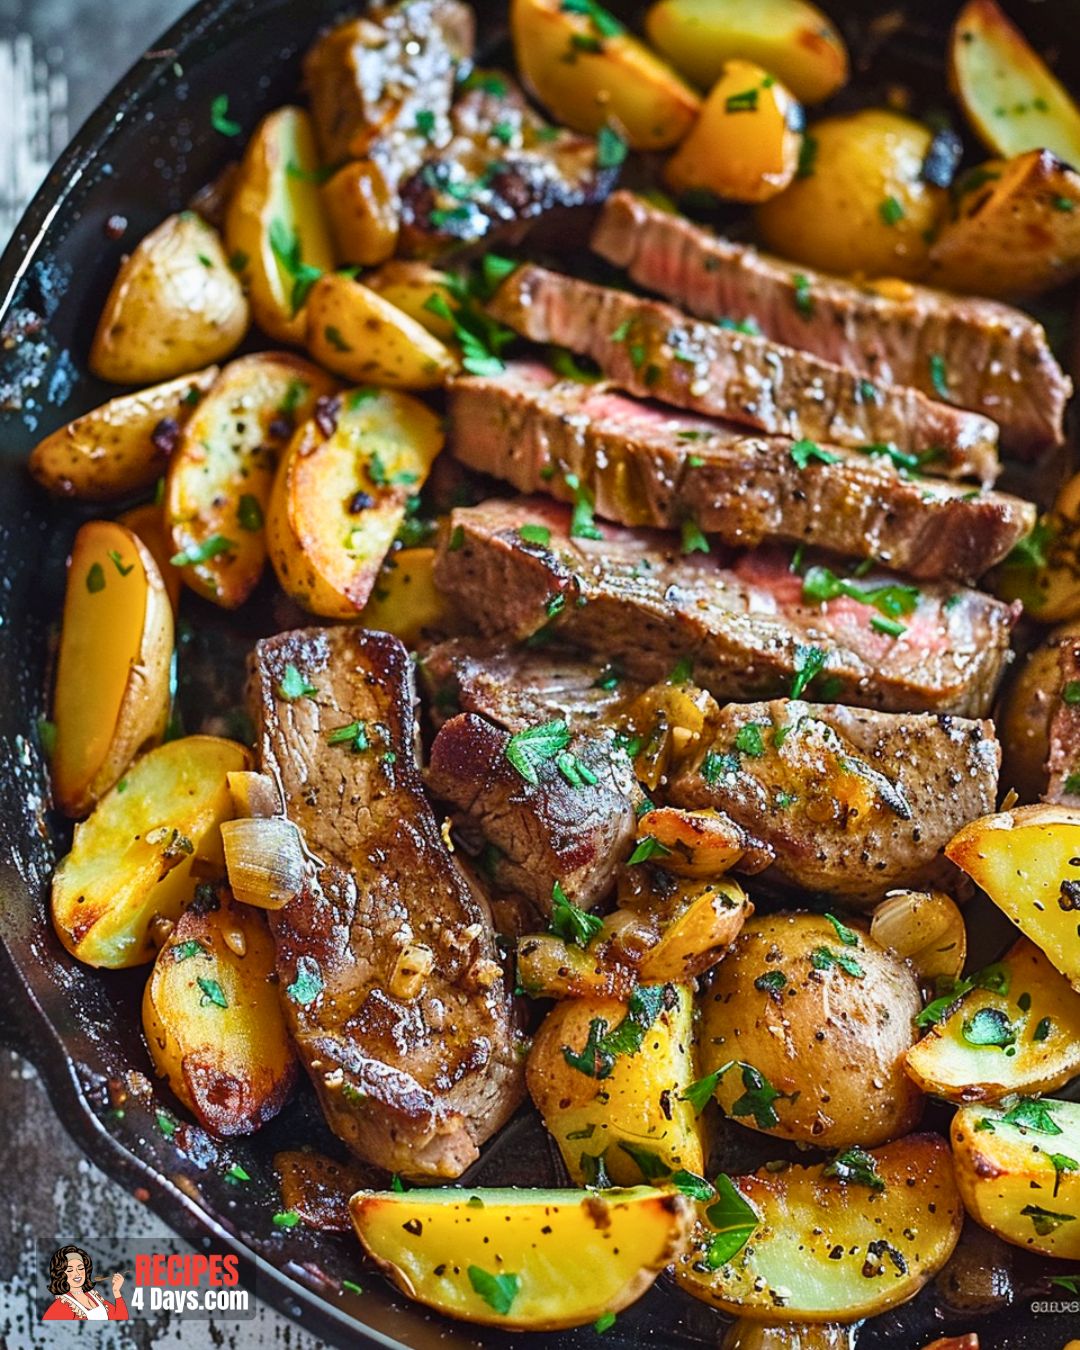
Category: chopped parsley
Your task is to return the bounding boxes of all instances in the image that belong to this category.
[681,518,710,554]
[286,956,323,1006]
[704,1175,759,1267]
[1001,1097,1062,1135]
[627,835,672,865]
[210,93,241,137]
[1033,1017,1053,1042]
[415,109,436,141]
[556,749,599,787]
[170,534,234,567]
[272,1210,301,1230]
[789,644,828,700]
[564,471,603,540]
[327,721,370,752]
[86,562,106,593]
[562,985,671,1078]
[734,723,767,757]
[518,523,552,547]
[505,719,571,785]
[929,353,950,400]
[277,663,317,701]
[701,750,739,785]
[790,438,839,469]
[792,273,813,318]
[196,976,228,1009]
[878,195,905,226]
[467,1266,520,1314]
[962,1007,1016,1048]
[823,1145,885,1191]
[549,880,603,947]
[811,946,865,978]
[824,913,860,946]
[754,970,787,993]
[594,1312,616,1333]
[1064,681,1080,705]
[1022,1204,1076,1237]
[268,220,323,314]
[802,564,919,622]
[797,134,818,178]
[596,122,628,170]
[108,549,133,576]
[237,493,264,531]
[725,88,759,114]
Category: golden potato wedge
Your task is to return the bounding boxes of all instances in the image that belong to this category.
[350,1185,693,1329]
[51,735,251,967]
[364,262,459,341]
[356,547,449,643]
[755,110,948,280]
[723,1325,857,1350]
[90,213,248,384]
[320,161,400,267]
[142,890,297,1134]
[629,873,752,983]
[305,272,457,389]
[869,889,967,983]
[266,386,444,618]
[949,0,1080,166]
[117,503,183,613]
[511,0,700,150]
[952,1097,1080,1259]
[645,0,848,105]
[224,106,336,345]
[165,353,337,608]
[996,620,1080,803]
[665,61,803,204]
[29,368,217,501]
[52,521,174,817]
[676,1134,962,1321]
[926,150,1080,298]
[947,805,1080,991]
[905,938,1080,1102]
[634,807,745,877]
[526,983,703,1185]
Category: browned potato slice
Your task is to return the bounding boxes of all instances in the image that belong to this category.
[29,368,217,501]
[320,161,400,267]
[634,807,745,877]
[90,213,248,383]
[949,0,1080,165]
[51,521,173,816]
[116,503,183,613]
[723,1325,859,1350]
[142,891,297,1134]
[869,889,967,983]
[364,261,459,341]
[165,353,336,608]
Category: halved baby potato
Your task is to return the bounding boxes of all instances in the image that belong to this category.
[645,0,848,105]
[51,735,251,967]
[320,161,401,268]
[116,503,183,613]
[29,368,218,501]
[142,889,297,1134]
[224,106,337,345]
[350,1185,693,1329]
[869,889,967,983]
[511,0,701,150]
[90,213,248,384]
[356,547,450,643]
[634,807,746,877]
[675,1134,963,1321]
[947,805,1080,991]
[266,386,444,618]
[905,938,1080,1102]
[949,0,1080,166]
[364,262,460,341]
[952,1097,1080,1259]
[52,521,174,816]
[305,272,457,389]
[166,353,337,607]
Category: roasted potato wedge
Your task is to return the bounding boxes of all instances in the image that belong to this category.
[266,386,444,617]
[165,353,336,608]
[697,913,924,1148]
[511,0,701,150]
[52,521,174,816]
[142,890,297,1134]
[634,807,745,877]
[993,472,1080,623]
[29,368,217,501]
[320,160,400,267]
[947,805,1080,991]
[755,110,947,279]
[350,1185,693,1329]
[926,151,1080,298]
[305,272,457,389]
[952,1097,1080,1259]
[869,889,967,983]
[526,984,703,1185]
[996,620,1080,803]
[645,0,848,105]
[906,938,1080,1102]
[949,0,1080,166]
[90,213,248,384]
[224,106,336,345]
[117,503,183,613]
[356,547,449,643]
[723,1325,858,1350]
[676,1134,963,1322]
[364,262,459,341]
[51,735,251,968]
[664,61,802,204]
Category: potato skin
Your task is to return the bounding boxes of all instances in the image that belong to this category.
[90,213,248,383]
[699,912,923,1147]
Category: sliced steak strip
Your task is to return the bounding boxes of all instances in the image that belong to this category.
[487,265,1000,483]
[1045,638,1080,805]
[432,497,1017,717]
[251,626,522,1179]
[667,699,1000,904]
[449,362,1034,582]
[592,191,1070,456]
[427,711,639,912]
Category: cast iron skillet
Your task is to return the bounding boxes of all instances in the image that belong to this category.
[0,1,1077,1345]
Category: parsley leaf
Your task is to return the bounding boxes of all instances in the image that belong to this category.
[790,439,840,469]
[170,534,234,567]
[562,986,670,1078]
[467,1266,520,1315]
[564,471,603,540]
[962,1007,1016,1048]
[268,219,323,315]
[277,663,317,701]
[196,976,228,1009]
[505,719,571,785]
[287,955,323,1006]
[704,1175,759,1267]
[823,1145,885,1191]
[789,644,828,700]
[549,880,603,947]
[596,122,628,169]
[627,835,672,865]
[210,93,241,137]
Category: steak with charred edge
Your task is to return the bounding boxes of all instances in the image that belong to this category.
[667,699,1000,903]
[448,363,1034,582]
[592,191,1071,456]
[1045,638,1080,805]
[486,265,1000,483]
[431,497,1018,718]
[251,626,523,1179]
[426,711,640,912]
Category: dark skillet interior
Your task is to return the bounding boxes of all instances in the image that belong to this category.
[0,1,1077,1346]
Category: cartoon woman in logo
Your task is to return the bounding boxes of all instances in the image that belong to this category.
[42,1245,128,1321]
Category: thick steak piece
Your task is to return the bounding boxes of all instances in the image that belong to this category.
[666,699,999,904]
[449,363,1034,582]
[487,266,1000,483]
[251,626,523,1178]
[1045,637,1080,805]
[432,498,1018,717]
[427,711,639,912]
[592,192,1071,456]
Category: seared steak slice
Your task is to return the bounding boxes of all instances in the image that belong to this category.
[251,626,522,1178]
[592,192,1070,456]
[449,362,1034,582]
[1045,637,1080,805]
[427,711,639,911]
[667,699,1000,903]
[487,265,1000,483]
[432,497,1017,717]
[399,74,618,256]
